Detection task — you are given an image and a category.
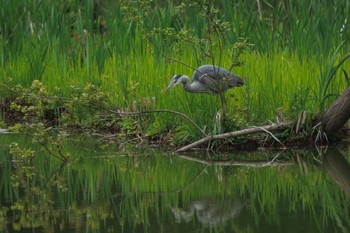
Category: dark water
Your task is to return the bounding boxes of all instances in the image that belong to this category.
[1,134,350,233]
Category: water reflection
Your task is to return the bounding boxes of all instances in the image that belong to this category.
[0,129,9,134]
[171,197,247,227]
[324,148,350,198]
[0,135,350,233]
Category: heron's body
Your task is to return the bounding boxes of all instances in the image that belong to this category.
[164,65,244,94]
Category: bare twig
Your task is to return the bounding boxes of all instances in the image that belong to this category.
[44,161,67,186]
[164,57,205,75]
[254,125,286,148]
[28,134,68,162]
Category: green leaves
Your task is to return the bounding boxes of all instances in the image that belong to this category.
[317,44,350,112]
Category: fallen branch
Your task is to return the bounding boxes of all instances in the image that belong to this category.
[176,122,291,153]
[176,154,294,167]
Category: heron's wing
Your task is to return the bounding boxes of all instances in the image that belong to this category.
[193,65,229,80]
[197,74,220,92]
[195,65,230,93]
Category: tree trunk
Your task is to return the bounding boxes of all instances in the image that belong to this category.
[317,85,350,136]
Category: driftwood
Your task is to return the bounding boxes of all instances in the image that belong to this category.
[176,122,291,152]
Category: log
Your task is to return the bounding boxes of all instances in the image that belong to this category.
[319,85,350,136]
[176,122,291,153]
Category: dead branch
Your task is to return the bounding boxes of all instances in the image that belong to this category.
[176,122,291,153]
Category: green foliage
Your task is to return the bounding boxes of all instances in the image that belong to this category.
[8,142,36,188]
[64,82,111,127]
[1,0,350,146]
[4,80,115,161]
[9,142,36,163]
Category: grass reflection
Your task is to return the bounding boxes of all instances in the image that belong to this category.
[0,135,349,232]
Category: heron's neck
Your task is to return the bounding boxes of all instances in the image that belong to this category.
[184,83,198,93]
[179,76,193,92]
[180,76,209,93]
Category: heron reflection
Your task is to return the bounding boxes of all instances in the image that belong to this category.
[171,197,247,227]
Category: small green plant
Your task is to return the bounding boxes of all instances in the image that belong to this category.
[64,82,112,128]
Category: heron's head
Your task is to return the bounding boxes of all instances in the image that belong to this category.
[163,75,183,93]
[234,75,244,87]
[229,72,244,87]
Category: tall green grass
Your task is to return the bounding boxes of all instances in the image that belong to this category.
[1,0,350,138]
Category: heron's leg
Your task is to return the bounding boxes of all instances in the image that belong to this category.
[219,93,228,118]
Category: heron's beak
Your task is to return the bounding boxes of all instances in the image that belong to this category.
[163,87,171,94]
[163,82,175,94]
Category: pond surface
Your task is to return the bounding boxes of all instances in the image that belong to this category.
[1,134,350,233]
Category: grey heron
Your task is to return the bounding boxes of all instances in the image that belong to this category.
[163,64,244,94]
